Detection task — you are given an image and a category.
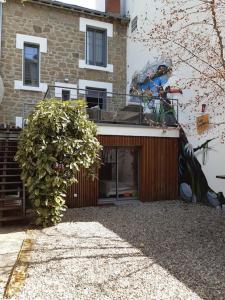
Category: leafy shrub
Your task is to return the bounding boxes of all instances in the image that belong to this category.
[15,99,102,227]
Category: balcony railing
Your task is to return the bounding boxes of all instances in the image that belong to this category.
[42,86,179,127]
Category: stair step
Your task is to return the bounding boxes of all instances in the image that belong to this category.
[0,197,22,202]
[0,216,25,222]
[0,206,22,211]
[0,140,18,143]
[0,168,21,172]
[0,181,22,185]
[0,141,18,143]
[0,144,18,146]
[0,174,20,178]
[0,167,19,170]
[0,163,17,165]
[0,189,22,193]
[0,162,18,164]
[0,137,18,139]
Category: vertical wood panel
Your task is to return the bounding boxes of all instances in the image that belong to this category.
[66,171,98,208]
[66,135,178,207]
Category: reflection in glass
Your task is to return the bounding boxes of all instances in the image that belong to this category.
[24,44,39,86]
[99,147,139,200]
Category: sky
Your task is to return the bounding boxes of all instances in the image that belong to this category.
[58,0,105,11]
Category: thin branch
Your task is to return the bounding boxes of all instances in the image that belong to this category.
[210,0,225,71]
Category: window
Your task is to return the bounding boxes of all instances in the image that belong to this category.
[131,16,138,33]
[23,44,39,87]
[55,82,77,99]
[86,27,107,67]
[62,90,71,101]
[86,87,107,109]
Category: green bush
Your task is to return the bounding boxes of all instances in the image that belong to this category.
[15,99,102,227]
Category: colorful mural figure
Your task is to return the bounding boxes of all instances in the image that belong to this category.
[130,59,224,209]
[130,59,181,127]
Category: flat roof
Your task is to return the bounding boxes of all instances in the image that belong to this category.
[28,0,130,23]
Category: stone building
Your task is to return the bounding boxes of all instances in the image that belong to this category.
[0,0,180,215]
[0,0,128,124]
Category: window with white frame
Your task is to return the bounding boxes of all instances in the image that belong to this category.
[86,27,107,67]
[62,89,71,101]
[23,44,40,87]
[86,87,107,109]
[55,82,77,100]
[79,18,113,72]
[14,34,47,92]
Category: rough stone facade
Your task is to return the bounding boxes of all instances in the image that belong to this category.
[0,0,128,124]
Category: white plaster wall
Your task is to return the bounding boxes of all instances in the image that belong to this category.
[126,0,225,194]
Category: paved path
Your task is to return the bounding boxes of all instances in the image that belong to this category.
[0,226,26,299]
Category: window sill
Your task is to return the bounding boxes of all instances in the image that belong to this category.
[79,60,113,73]
[14,81,47,92]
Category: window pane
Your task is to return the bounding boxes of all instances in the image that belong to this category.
[24,44,39,86]
[117,148,139,199]
[99,148,117,198]
[86,87,107,109]
[99,147,139,200]
[86,30,94,65]
[86,28,106,67]
[62,90,70,101]
[95,31,104,66]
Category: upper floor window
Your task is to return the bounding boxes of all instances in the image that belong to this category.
[86,27,107,67]
[24,44,39,87]
[86,87,107,109]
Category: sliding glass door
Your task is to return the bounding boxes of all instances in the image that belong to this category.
[99,147,139,200]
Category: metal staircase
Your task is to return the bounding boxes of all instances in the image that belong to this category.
[0,129,25,223]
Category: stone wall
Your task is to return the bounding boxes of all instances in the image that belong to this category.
[0,0,127,124]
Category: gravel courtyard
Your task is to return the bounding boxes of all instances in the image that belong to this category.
[12,201,225,300]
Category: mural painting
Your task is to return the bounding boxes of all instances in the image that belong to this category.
[130,59,225,209]
[130,59,182,127]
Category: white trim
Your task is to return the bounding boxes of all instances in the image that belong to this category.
[14,80,47,92]
[79,60,113,72]
[55,82,77,99]
[79,17,113,37]
[79,17,113,72]
[15,34,47,91]
[97,124,179,138]
[78,80,113,96]
[16,34,47,53]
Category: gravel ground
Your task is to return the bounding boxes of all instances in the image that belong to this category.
[11,201,225,300]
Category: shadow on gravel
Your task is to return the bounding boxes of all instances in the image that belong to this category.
[68,202,225,300]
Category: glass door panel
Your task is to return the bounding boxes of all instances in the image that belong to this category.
[99,148,117,199]
[117,148,139,199]
[99,147,139,200]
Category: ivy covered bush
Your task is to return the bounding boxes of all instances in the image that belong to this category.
[15,99,102,227]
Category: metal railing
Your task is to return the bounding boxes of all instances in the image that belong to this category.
[26,85,179,127]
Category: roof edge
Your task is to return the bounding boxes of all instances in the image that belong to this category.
[27,0,130,23]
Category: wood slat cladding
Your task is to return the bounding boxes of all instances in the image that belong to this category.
[66,135,178,207]
[67,172,98,208]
